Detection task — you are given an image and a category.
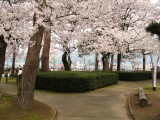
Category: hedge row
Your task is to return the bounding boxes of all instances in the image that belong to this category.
[35,71,119,92]
[118,71,160,81]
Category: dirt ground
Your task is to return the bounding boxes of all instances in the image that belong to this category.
[0,94,55,120]
[130,92,160,120]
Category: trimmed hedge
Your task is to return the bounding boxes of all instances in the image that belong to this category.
[118,71,160,81]
[35,71,119,92]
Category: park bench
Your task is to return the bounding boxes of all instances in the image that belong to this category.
[136,87,151,107]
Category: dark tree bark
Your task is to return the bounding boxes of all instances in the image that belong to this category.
[105,54,110,71]
[0,36,7,83]
[117,53,121,71]
[18,25,45,109]
[102,55,106,71]
[102,53,110,71]
[142,50,146,71]
[95,53,99,71]
[110,54,114,71]
[143,55,146,71]
[68,54,72,70]
[62,51,71,71]
[10,52,16,77]
[41,29,51,72]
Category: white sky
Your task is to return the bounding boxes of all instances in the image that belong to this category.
[150,0,158,4]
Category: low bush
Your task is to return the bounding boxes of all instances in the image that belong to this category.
[35,71,119,92]
[118,71,160,81]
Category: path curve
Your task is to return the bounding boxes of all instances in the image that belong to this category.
[0,80,154,120]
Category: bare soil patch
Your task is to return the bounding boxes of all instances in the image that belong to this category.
[130,92,160,120]
[0,94,56,120]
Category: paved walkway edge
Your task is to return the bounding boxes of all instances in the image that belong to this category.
[127,94,135,120]
[52,108,58,120]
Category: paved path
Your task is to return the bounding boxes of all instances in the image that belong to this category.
[0,80,155,120]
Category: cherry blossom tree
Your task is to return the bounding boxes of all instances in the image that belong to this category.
[146,21,160,90]
[79,0,160,71]
[18,0,90,108]
[17,0,52,109]
[0,0,52,109]
[1,0,160,110]
[51,0,90,71]
[105,0,160,71]
[0,1,33,82]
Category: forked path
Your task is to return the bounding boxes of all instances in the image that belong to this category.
[0,80,156,120]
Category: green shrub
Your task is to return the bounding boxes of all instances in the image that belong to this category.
[35,71,119,92]
[118,71,160,81]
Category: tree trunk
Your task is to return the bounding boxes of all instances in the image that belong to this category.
[68,54,72,70]
[142,50,145,71]
[102,55,106,71]
[10,52,16,77]
[143,56,145,71]
[18,25,45,109]
[152,67,154,90]
[41,28,51,72]
[0,36,7,83]
[95,53,99,71]
[105,54,110,71]
[117,53,121,71]
[62,51,71,71]
[110,54,114,71]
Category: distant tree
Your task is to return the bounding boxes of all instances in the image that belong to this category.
[95,53,99,71]
[146,22,160,40]
[49,56,56,70]
[51,0,89,71]
[82,0,160,71]
[110,54,114,71]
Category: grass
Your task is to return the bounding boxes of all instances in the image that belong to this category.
[0,95,42,120]
[134,116,141,120]
[0,95,11,110]
[143,84,160,98]
[1,77,16,84]
[0,94,54,120]
[143,84,160,91]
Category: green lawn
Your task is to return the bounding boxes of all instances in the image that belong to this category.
[1,77,16,84]
[143,84,160,98]
[0,94,53,120]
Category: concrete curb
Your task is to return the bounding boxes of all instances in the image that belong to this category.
[127,94,135,120]
[52,108,58,120]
